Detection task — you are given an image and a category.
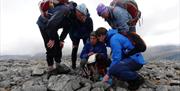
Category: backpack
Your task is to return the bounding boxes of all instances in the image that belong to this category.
[39,0,54,17]
[39,0,53,12]
[121,32,146,57]
[110,0,146,55]
[110,0,141,26]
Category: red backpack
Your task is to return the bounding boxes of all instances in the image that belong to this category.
[40,0,51,12]
[110,0,141,26]
[111,0,146,56]
[39,0,54,17]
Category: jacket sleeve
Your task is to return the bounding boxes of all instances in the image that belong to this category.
[106,35,122,76]
[98,43,108,59]
[59,27,70,42]
[46,7,70,40]
[80,43,89,60]
[87,17,93,34]
[109,35,122,68]
[113,7,132,32]
[121,35,135,55]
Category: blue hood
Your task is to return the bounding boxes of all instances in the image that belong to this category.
[106,29,118,47]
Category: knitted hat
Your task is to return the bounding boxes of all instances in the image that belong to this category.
[96,3,108,16]
[76,3,88,15]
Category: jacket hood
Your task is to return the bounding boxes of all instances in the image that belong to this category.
[107,28,118,40]
[105,28,118,47]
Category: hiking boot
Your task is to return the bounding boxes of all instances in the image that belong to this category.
[48,66,54,72]
[47,68,58,79]
[72,64,76,69]
[127,75,145,90]
[55,62,61,68]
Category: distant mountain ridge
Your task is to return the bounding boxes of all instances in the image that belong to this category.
[0,55,32,61]
[0,45,179,61]
[143,45,180,61]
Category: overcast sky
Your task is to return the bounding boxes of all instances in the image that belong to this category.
[0,0,180,55]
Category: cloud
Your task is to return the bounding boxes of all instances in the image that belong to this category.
[135,0,180,47]
[0,0,179,55]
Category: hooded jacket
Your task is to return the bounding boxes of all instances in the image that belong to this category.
[69,16,93,39]
[80,42,107,60]
[105,6,132,32]
[107,29,146,68]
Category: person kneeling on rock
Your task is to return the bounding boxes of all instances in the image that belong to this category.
[95,27,147,90]
[80,31,109,81]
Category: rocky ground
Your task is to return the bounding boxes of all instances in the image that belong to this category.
[0,57,180,91]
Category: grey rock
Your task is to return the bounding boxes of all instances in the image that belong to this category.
[13,77,23,82]
[48,75,71,91]
[11,87,22,91]
[155,74,164,80]
[156,85,169,91]
[70,80,81,90]
[158,79,168,85]
[62,82,74,91]
[0,57,180,91]
[92,82,110,90]
[77,83,91,91]
[144,80,157,89]
[0,66,7,72]
[22,76,47,89]
[10,81,16,86]
[91,87,104,91]
[169,80,180,86]
[112,78,128,88]
[23,85,47,91]
[12,67,32,77]
[47,64,71,78]
[0,80,11,88]
[0,73,6,81]
[62,80,81,91]
[166,71,174,78]
[115,87,127,91]
[79,78,93,85]
[173,63,180,70]
[22,80,34,88]
[139,88,153,91]
[0,88,6,91]
[56,64,71,74]
[169,86,180,91]
[31,67,44,76]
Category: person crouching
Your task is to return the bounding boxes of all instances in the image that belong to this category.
[80,31,108,81]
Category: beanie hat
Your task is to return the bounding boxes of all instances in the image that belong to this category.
[76,3,88,15]
[96,3,108,16]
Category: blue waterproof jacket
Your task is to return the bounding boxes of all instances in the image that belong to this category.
[107,29,146,68]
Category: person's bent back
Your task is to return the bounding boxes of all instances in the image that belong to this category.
[96,28,146,90]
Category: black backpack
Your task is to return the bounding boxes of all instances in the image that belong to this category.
[121,32,146,57]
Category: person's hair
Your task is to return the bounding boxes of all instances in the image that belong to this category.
[90,31,97,37]
[95,27,107,36]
